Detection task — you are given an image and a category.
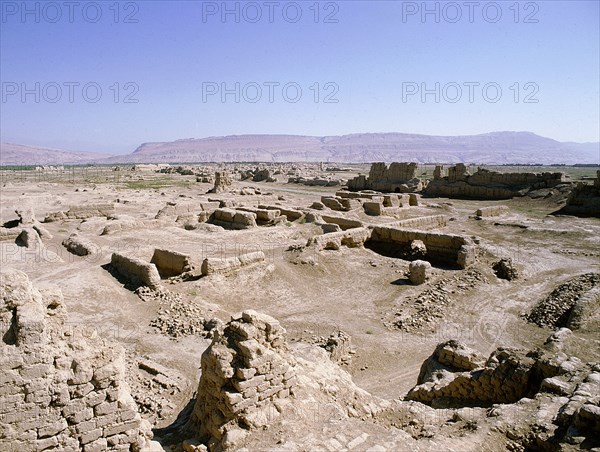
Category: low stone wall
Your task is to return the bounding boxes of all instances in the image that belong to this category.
[0,269,153,451]
[288,177,341,187]
[236,207,286,225]
[110,253,162,290]
[368,226,476,268]
[381,215,448,230]
[336,191,383,200]
[101,217,172,235]
[188,310,297,449]
[320,196,362,212]
[475,206,509,217]
[201,251,265,276]
[307,228,371,251]
[62,233,99,256]
[209,208,257,230]
[320,196,344,211]
[320,214,364,230]
[155,201,220,219]
[150,248,193,277]
[44,204,116,222]
[258,205,303,221]
[363,201,384,216]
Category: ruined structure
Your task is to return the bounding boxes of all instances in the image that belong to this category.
[406,337,600,451]
[320,196,362,212]
[258,205,303,221]
[383,215,448,230]
[252,168,275,182]
[150,248,193,277]
[236,207,286,226]
[0,269,153,451]
[475,205,509,218]
[307,228,371,251]
[2,159,599,452]
[347,162,422,193]
[319,214,363,231]
[0,206,52,248]
[110,253,162,290]
[16,228,43,249]
[287,176,341,187]
[368,226,476,268]
[493,258,519,281]
[209,172,233,194]
[362,194,409,216]
[44,204,116,222]
[556,170,600,217]
[209,208,257,230]
[425,164,565,199]
[101,217,172,236]
[187,310,297,450]
[0,227,22,242]
[155,201,220,222]
[201,251,266,276]
[62,233,99,256]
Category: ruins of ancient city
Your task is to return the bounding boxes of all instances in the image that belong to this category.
[1,161,598,451]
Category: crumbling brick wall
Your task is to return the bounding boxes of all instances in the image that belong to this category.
[151,248,193,277]
[188,310,297,450]
[0,269,152,451]
[110,253,162,290]
[201,251,266,276]
[425,165,565,200]
[347,162,422,193]
[209,208,257,230]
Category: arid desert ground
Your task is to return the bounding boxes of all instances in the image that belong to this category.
[1,162,599,452]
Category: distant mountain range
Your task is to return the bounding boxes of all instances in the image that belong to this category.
[0,143,111,166]
[1,132,598,165]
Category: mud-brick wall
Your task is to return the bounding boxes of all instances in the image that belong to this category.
[0,269,151,451]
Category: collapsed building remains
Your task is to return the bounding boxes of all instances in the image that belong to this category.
[187,310,297,450]
[557,170,600,217]
[347,162,422,193]
[425,164,565,199]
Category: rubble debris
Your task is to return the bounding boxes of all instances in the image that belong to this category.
[526,273,600,328]
[492,258,519,281]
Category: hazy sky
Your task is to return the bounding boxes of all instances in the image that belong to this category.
[1,0,599,154]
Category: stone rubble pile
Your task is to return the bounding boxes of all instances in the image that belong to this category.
[525,273,600,328]
[393,269,486,332]
[136,287,209,339]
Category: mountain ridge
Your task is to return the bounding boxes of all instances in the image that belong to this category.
[2,132,599,165]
